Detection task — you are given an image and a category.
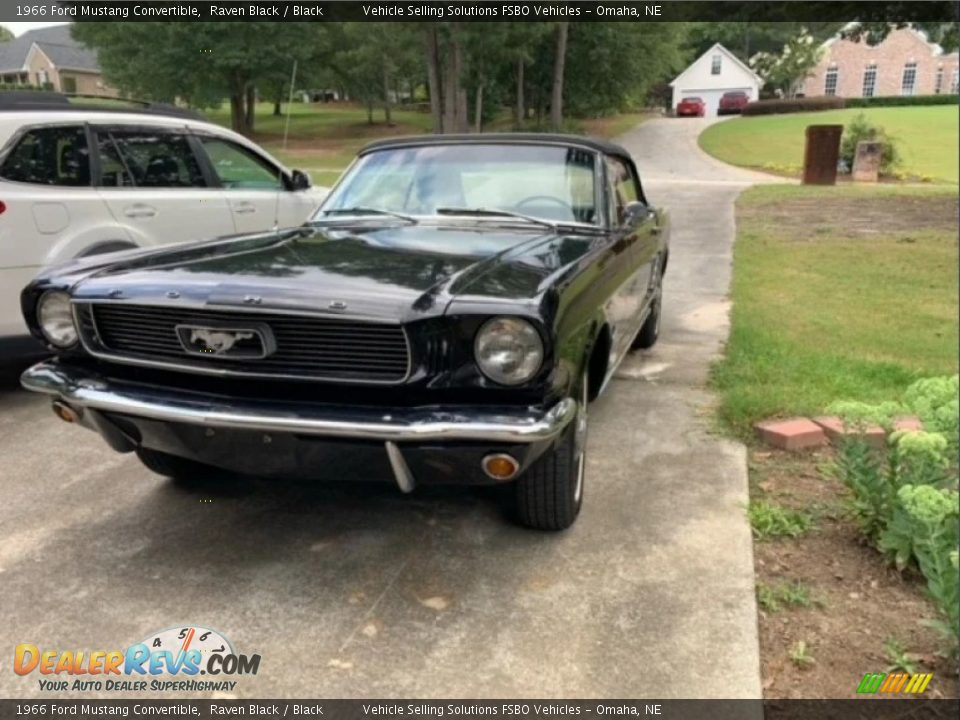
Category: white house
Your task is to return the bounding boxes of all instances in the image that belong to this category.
[669,43,763,117]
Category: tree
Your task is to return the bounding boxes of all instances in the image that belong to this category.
[0,25,14,43]
[749,29,825,98]
[72,23,326,135]
[549,22,569,130]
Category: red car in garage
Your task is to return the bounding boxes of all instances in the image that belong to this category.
[718,91,750,115]
[676,97,705,117]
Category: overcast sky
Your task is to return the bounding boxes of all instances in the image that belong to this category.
[4,21,68,36]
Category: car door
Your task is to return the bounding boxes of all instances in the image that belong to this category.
[92,125,234,248]
[604,155,658,360]
[194,134,315,232]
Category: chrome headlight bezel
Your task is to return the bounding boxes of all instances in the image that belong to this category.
[37,290,78,349]
[473,316,545,386]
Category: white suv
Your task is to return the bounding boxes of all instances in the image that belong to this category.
[0,94,328,353]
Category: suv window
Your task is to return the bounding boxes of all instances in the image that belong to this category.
[100,130,206,188]
[0,125,90,186]
[200,137,282,190]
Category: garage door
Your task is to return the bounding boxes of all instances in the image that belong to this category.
[679,88,752,117]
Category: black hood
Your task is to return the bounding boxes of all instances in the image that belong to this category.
[62,224,599,322]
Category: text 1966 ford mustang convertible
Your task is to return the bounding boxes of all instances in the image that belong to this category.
[20,134,668,530]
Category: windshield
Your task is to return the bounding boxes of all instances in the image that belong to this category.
[318,144,599,226]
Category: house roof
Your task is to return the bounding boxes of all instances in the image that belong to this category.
[669,43,763,87]
[0,25,100,73]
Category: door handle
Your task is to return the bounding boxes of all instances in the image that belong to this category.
[232,202,256,214]
[123,204,156,219]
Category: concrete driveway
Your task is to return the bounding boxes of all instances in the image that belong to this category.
[0,117,768,699]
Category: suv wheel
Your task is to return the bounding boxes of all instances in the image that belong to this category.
[513,370,588,531]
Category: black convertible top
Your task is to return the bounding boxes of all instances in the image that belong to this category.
[361,133,634,164]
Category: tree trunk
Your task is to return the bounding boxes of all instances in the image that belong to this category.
[424,28,443,133]
[245,84,256,134]
[474,83,483,133]
[550,22,569,131]
[515,59,525,128]
[230,93,245,133]
[273,100,281,116]
[366,99,374,124]
[383,63,393,126]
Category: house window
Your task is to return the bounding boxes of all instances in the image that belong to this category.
[934,66,944,94]
[951,68,959,94]
[62,76,77,94]
[862,65,878,97]
[824,66,839,96]
[711,55,721,75]
[901,62,917,96]
[37,70,49,86]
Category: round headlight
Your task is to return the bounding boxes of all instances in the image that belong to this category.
[37,291,78,348]
[474,317,544,386]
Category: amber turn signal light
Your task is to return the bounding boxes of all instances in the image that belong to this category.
[482,454,520,481]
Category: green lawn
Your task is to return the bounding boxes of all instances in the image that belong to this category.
[699,106,960,183]
[201,102,649,187]
[711,184,959,437]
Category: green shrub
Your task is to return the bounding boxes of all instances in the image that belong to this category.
[742,95,846,116]
[845,94,960,108]
[839,112,901,176]
[829,375,959,663]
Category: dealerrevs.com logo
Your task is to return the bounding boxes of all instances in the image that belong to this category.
[14,625,261,693]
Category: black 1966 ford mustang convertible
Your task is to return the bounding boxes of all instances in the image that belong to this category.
[20,133,668,530]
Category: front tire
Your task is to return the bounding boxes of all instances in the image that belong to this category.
[513,371,588,531]
[633,260,664,350]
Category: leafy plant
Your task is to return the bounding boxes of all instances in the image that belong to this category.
[827,376,959,665]
[757,581,819,612]
[895,485,959,661]
[839,113,901,176]
[748,500,815,539]
[883,638,920,674]
[789,640,815,669]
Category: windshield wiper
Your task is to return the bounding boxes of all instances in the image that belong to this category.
[436,207,557,231]
[318,207,419,224]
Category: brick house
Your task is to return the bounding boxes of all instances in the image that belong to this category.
[0,25,117,97]
[803,27,960,98]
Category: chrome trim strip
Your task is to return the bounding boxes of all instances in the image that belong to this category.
[385,442,416,493]
[73,301,413,386]
[21,361,577,444]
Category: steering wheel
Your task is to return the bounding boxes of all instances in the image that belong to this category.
[515,195,574,214]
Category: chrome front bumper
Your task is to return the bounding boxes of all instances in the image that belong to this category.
[21,360,576,446]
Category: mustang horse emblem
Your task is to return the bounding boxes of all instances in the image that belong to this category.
[188,328,254,355]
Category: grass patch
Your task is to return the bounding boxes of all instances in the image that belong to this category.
[789,640,816,669]
[757,580,821,612]
[748,500,816,539]
[699,106,960,183]
[712,184,959,436]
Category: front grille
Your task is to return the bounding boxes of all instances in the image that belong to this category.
[78,303,410,383]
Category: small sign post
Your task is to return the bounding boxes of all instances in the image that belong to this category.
[852,140,883,182]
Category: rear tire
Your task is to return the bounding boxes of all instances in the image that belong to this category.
[136,447,227,483]
[513,371,588,531]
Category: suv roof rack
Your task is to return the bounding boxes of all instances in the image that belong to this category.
[0,91,204,121]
